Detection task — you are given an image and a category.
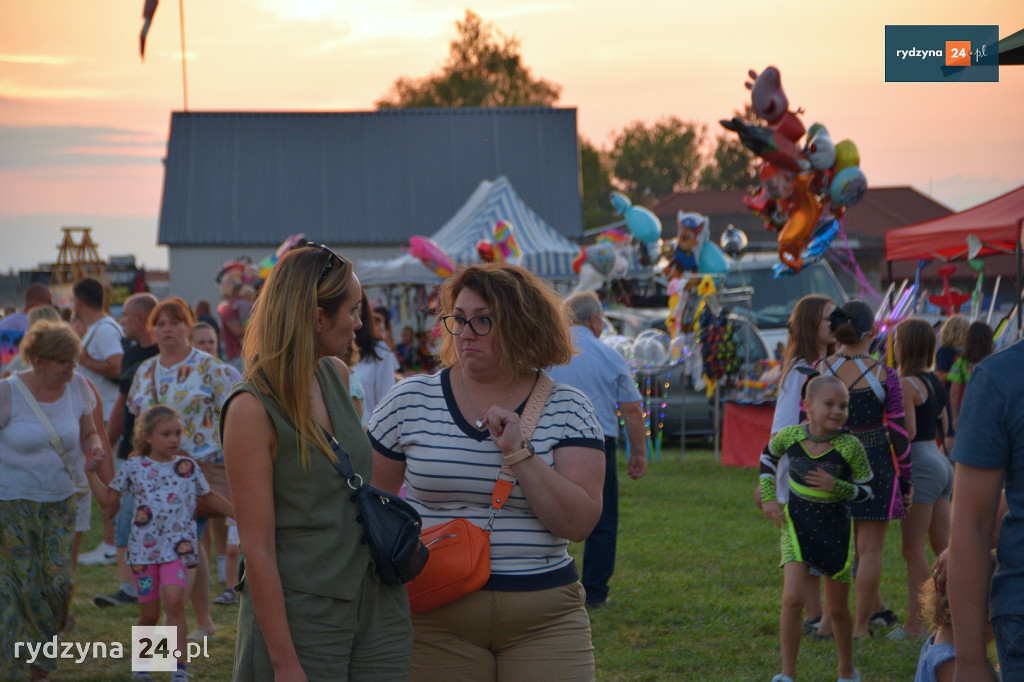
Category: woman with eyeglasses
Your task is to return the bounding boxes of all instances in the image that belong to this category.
[222,245,412,681]
[368,263,605,681]
[0,321,106,680]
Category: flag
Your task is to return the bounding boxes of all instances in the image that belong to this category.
[140,0,159,60]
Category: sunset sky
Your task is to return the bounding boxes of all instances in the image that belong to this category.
[2,0,1023,272]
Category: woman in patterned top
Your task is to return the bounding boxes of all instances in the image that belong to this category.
[818,300,912,639]
[761,374,872,682]
[126,297,234,641]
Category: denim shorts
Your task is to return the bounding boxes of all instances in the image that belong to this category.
[994,614,1024,679]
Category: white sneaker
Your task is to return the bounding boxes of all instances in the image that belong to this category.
[79,542,117,566]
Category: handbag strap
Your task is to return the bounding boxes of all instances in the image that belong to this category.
[322,429,363,489]
[10,374,88,496]
[489,371,555,517]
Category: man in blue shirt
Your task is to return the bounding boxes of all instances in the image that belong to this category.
[948,339,1024,680]
[548,291,647,608]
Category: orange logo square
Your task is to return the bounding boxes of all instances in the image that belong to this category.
[946,40,971,66]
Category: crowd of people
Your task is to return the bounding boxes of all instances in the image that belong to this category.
[0,254,1021,681]
[759,298,1009,682]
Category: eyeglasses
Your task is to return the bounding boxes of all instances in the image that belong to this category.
[310,243,347,287]
[441,315,492,336]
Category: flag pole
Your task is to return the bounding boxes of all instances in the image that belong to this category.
[178,0,189,111]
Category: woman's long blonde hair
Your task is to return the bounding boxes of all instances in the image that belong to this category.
[242,246,354,468]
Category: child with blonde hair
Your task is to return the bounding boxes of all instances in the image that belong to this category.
[760,374,873,682]
[86,405,233,682]
[915,552,998,682]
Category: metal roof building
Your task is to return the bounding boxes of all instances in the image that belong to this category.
[157,108,582,305]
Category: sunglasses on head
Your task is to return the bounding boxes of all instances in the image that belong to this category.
[309,243,346,287]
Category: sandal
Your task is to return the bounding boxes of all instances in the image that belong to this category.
[214,588,237,605]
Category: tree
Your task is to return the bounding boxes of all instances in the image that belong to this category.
[579,138,616,229]
[376,11,561,109]
[610,117,706,200]
[697,105,759,191]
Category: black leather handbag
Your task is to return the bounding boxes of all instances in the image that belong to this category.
[324,431,428,585]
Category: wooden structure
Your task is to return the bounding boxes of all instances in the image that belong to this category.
[49,227,107,285]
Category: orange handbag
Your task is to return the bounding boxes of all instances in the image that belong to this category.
[406,373,553,613]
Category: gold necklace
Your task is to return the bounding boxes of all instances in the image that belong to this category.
[457,367,517,429]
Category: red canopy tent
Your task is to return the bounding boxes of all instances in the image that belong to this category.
[884,184,1024,331]
[885,184,1024,262]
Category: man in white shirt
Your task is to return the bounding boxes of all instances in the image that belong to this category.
[72,278,123,423]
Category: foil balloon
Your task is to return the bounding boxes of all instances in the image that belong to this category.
[804,123,836,171]
[833,140,860,172]
[476,239,497,263]
[596,228,630,245]
[778,173,824,274]
[772,218,840,278]
[574,263,605,293]
[610,252,630,279]
[830,167,867,208]
[720,116,809,173]
[610,191,662,244]
[493,221,523,266]
[275,233,308,259]
[586,243,616,276]
[746,66,789,124]
[719,225,749,259]
[698,241,729,274]
[571,246,586,274]
[404,236,456,279]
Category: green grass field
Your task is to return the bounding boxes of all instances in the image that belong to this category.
[49,448,924,681]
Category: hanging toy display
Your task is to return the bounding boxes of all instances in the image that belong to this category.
[698,307,741,397]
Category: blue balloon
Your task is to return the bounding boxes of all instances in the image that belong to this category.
[610,191,632,215]
[830,167,867,207]
[698,242,729,274]
[625,206,663,244]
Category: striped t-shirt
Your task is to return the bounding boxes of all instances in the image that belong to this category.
[367,368,604,590]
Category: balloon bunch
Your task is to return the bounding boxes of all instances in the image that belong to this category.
[698,307,741,395]
[720,66,867,275]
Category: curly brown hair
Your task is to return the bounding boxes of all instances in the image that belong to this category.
[437,264,573,376]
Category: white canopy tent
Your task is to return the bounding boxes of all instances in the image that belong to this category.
[356,176,582,287]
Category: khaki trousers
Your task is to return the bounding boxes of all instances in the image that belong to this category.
[411,581,595,682]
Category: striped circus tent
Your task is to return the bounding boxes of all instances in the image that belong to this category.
[357,176,582,286]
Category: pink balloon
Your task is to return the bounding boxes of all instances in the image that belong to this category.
[405,236,456,278]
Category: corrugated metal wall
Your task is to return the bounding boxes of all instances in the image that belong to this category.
[159,108,582,248]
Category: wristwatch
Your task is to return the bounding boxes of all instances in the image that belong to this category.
[503,439,536,467]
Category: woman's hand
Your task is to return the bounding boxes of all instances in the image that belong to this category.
[762,499,783,527]
[804,467,835,492]
[479,405,523,455]
[85,447,106,472]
